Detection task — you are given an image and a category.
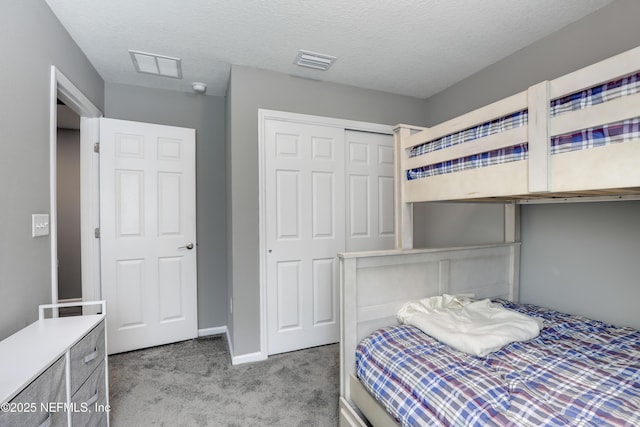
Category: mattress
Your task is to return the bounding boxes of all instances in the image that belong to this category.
[356,300,640,426]
[407,72,640,180]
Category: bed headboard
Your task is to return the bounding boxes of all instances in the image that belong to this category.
[339,243,520,401]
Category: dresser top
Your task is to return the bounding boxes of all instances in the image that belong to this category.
[0,315,105,403]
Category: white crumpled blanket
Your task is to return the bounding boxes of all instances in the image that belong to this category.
[397,294,543,357]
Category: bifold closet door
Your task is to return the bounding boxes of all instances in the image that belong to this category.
[265,120,346,355]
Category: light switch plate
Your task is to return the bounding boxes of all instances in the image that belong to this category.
[32,214,50,237]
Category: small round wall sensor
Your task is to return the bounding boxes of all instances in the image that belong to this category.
[192,82,207,94]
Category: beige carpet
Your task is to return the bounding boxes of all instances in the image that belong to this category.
[108,335,339,426]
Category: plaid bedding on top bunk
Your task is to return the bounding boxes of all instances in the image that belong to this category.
[356,300,640,426]
[407,71,640,180]
[407,111,528,181]
[550,72,640,154]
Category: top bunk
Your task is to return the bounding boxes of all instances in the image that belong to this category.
[396,45,640,203]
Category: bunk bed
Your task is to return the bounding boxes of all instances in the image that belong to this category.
[339,46,640,427]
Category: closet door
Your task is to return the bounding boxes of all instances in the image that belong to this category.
[345,131,395,252]
[265,120,345,355]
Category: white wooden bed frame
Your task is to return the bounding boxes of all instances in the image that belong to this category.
[339,46,640,426]
[397,46,640,205]
[338,243,520,426]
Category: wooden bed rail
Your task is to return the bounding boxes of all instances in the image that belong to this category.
[550,45,640,98]
[401,91,528,151]
[402,46,640,159]
[394,45,640,206]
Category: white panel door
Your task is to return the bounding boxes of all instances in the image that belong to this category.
[345,131,395,252]
[265,120,345,355]
[100,118,197,354]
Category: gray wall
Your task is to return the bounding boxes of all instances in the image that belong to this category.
[413,202,506,248]
[420,0,640,327]
[56,129,82,300]
[0,0,104,340]
[520,202,640,329]
[104,83,227,330]
[424,0,640,124]
[227,66,427,356]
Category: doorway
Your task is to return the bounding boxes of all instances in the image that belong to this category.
[49,67,102,312]
[56,99,82,314]
[50,70,199,353]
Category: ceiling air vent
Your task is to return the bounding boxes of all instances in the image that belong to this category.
[294,50,337,71]
[129,50,183,79]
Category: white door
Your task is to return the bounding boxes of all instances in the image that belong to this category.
[265,120,345,355]
[99,118,197,354]
[345,131,395,252]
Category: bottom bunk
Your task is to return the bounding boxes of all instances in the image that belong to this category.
[353,300,640,426]
[338,245,640,426]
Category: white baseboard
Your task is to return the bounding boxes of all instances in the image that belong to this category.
[198,326,227,337]
[225,332,267,365]
[199,325,267,365]
[231,350,267,365]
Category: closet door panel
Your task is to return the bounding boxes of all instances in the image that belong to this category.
[263,118,394,355]
[265,120,345,355]
[346,131,395,252]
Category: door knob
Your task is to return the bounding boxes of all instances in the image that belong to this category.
[179,242,194,250]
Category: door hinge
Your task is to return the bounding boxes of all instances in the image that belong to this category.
[94,228,100,239]
[94,142,100,153]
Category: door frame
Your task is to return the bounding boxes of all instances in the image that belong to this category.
[49,66,103,308]
[257,109,393,360]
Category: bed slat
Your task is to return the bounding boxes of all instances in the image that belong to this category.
[550,91,640,137]
[550,45,640,99]
[405,126,528,170]
[404,161,528,201]
[402,91,528,150]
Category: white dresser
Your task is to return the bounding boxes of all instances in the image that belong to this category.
[0,302,109,426]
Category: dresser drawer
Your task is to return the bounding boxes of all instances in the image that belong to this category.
[69,321,105,395]
[0,356,66,427]
[71,360,107,427]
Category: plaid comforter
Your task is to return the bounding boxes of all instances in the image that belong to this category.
[407,72,640,180]
[356,300,640,426]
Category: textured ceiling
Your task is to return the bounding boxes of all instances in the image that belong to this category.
[45,0,614,99]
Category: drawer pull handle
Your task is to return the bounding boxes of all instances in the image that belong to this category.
[83,348,98,364]
[85,391,99,407]
[38,412,52,427]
